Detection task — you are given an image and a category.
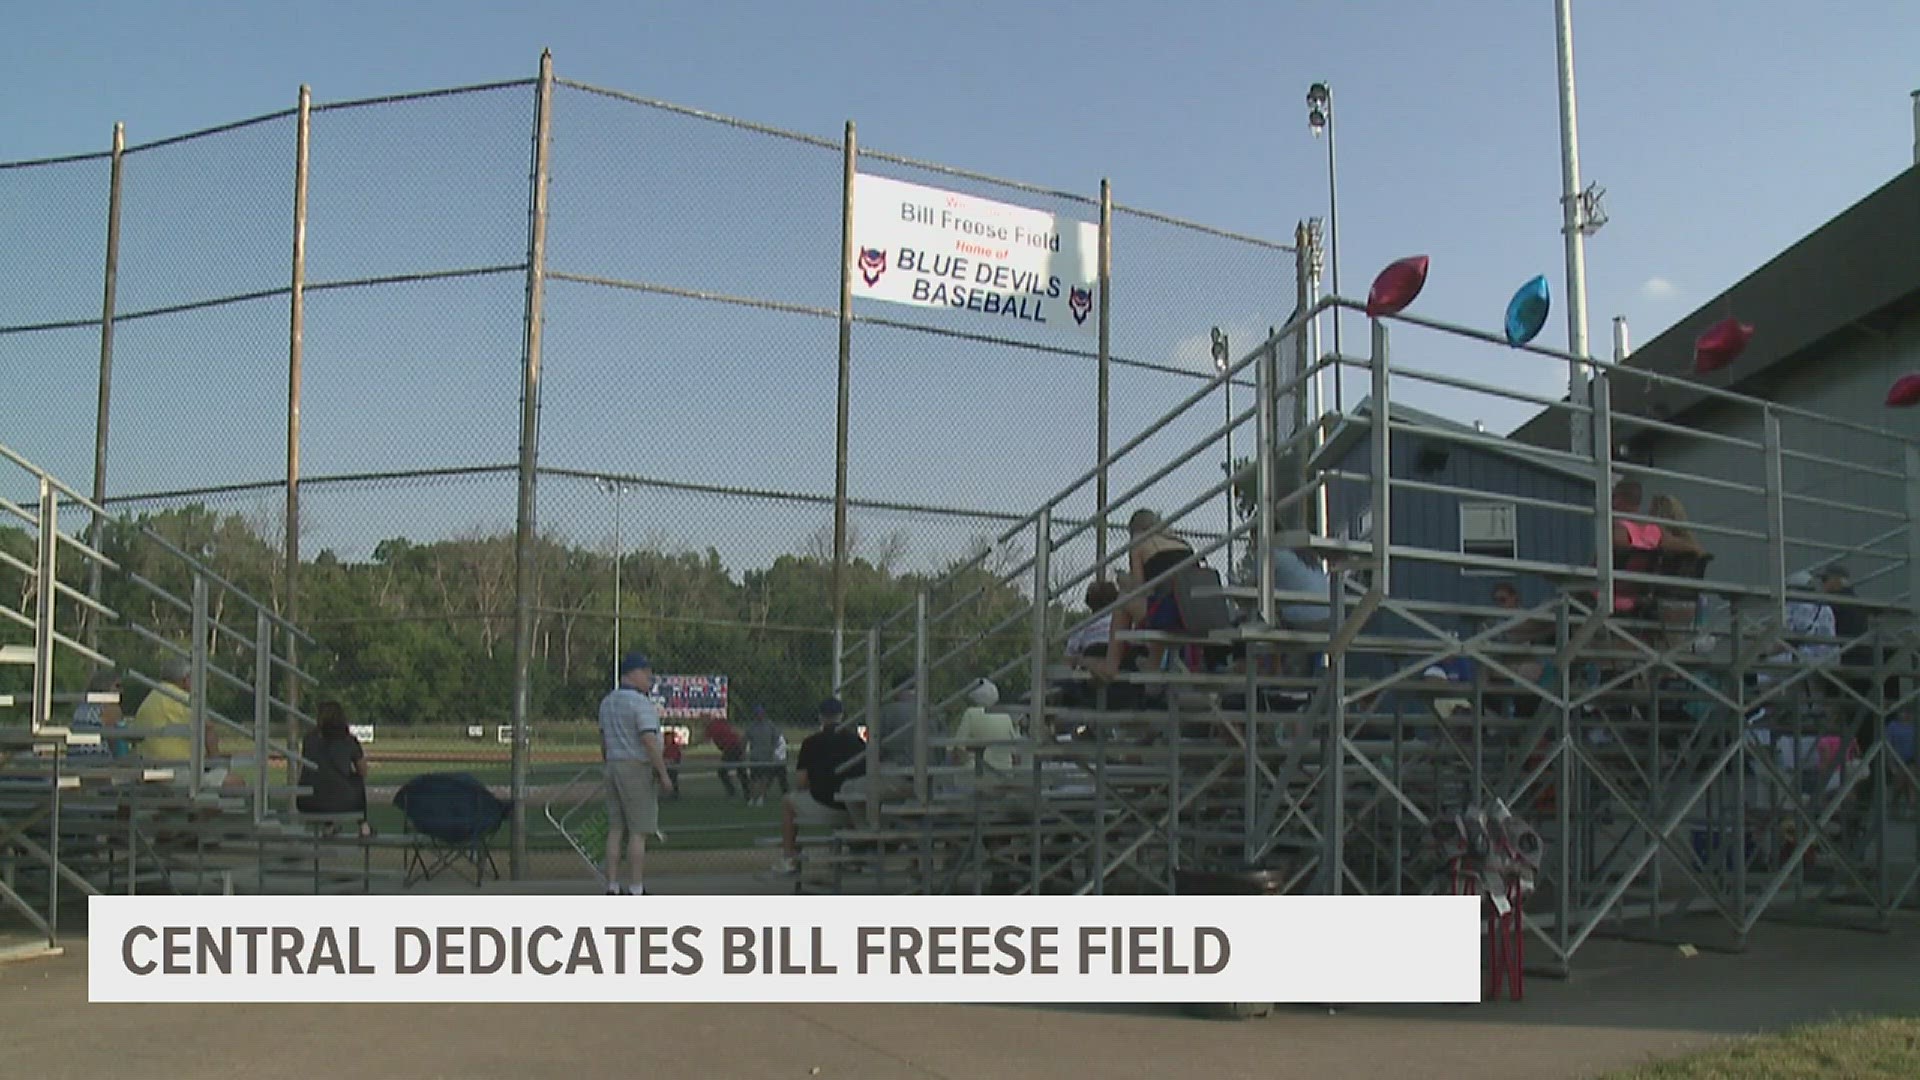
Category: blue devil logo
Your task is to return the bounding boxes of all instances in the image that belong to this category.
[1068,286,1093,325]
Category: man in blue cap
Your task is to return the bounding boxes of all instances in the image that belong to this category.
[598,651,674,895]
[774,696,865,874]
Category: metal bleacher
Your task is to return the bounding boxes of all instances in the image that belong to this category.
[0,442,385,955]
[822,270,1920,978]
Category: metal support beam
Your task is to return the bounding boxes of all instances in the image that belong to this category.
[1031,508,1052,741]
[285,84,311,789]
[913,590,930,805]
[88,121,125,655]
[832,119,856,690]
[190,574,209,799]
[1096,179,1113,575]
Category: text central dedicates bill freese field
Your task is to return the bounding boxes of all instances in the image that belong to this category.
[89,895,1481,1004]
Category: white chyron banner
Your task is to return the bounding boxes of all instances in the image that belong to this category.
[850,173,1100,333]
[89,894,1481,1004]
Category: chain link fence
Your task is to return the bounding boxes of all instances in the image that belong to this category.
[2,56,1299,883]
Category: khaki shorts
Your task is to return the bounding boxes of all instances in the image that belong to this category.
[785,790,851,827]
[606,761,660,834]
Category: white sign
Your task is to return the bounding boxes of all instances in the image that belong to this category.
[851,173,1099,333]
[87,894,1479,1004]
[348,724,374,745]
[466,725,486,740]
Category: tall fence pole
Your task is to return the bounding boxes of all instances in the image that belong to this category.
[1095,179,1112,576]
[285,84,310,783]
[832,119,856,690]
[510,49,556,879]
[88,121,125,655]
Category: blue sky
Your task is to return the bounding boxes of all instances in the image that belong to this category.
[3,0,1917,571]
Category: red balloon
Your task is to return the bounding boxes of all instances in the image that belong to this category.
[1887,374,1920,408]
[1692,317,1754,375]
[1366,255,1430,318]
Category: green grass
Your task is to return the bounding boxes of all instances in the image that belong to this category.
[1602,1015,1920,1079]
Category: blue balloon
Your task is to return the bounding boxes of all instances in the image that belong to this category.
[1504,275,1552,346]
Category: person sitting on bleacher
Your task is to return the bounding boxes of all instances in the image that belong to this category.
[775,697,864,875]
[1270,547,1333,631]
[1649,495,1709,645]
[1066,580,1119,661]
[1610,479,1663,615]
[1126,509,1193,586]
[130,657,233,788]
[949,679,1026,777]
[68,670,124,761]
[297,701,373,838]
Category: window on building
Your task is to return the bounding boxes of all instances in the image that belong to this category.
[1460,501,1517,573]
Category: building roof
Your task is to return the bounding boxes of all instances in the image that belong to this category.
[1311,397,1594,487]
[1510,164,1920,452]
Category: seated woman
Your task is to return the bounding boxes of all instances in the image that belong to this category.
[297,701,373,837]
[1610,479,1663,615]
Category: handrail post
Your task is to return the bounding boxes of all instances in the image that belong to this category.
[254,609,271,825]
[1256,338,1277,626]
[1762,409,1787,625]
[190,574,209,799]
[32,480,57,737]
[913,591,930,805]
[865,628,882,830]
[1368,319,1391,587]
[1031,508,1052,742]
[1591,374,1616,609]
[1902,446,1920,620]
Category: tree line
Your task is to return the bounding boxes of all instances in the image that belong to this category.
[1,505,1038,731]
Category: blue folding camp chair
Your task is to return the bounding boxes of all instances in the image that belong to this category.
[392,772,511,887]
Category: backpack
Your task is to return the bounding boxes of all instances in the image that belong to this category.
[1171,563,1236,634]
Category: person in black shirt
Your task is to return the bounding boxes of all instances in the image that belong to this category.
[775,697,866,873]
[297,701,372,838]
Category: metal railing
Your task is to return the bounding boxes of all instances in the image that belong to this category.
[1,438,321,816]
[820,276,1920,941]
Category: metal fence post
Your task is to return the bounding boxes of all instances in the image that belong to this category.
[255,609,271,825]
[832,118,856,690]
[1031,508,1052,741]
[1096,179,1112,575]
[190,575,209,800]
[285,84,311,786]
[88,121,125,655]
[509,49,556,879]
[913,591,930,805]
[865,628,881,830]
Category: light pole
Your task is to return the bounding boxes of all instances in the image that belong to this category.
[601,478,625,687]
[1212,327,1234,575]
[1554,0,1607,456]
[1307,81,1342,413]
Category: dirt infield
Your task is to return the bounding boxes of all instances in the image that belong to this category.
[6,913,1919,1079]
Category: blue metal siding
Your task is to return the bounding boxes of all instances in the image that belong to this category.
[1321,429,1593,659]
